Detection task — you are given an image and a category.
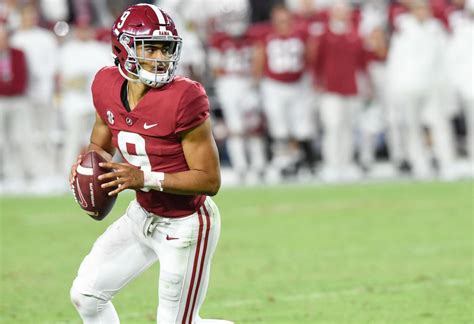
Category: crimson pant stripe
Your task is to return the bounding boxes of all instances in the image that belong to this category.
[189,205,212,322]
[182,209,204,324]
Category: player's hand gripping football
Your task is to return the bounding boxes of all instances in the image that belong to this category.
[69,155,82,186]
[98,162,145,196]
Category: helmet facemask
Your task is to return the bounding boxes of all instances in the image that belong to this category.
[118,33,182,88]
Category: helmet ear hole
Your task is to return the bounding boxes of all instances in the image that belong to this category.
[114,46,122,54]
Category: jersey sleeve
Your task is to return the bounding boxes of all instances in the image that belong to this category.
[91,66,113,118]
[247,22,271,43]
[175,81,210,134]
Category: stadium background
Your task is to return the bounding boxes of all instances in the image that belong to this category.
[0,0,473,323]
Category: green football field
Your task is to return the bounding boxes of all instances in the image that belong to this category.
[1,180,473,323]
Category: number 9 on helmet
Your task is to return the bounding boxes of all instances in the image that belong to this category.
[111,4,182,88]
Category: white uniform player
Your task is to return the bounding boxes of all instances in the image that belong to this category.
[209,10,267,182]
[386,1,457,179]
[10,5,60,191]
[0,23,31,192]
[59,24,111,178]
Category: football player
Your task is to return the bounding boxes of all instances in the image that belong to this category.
[68,4,232,324]
[386,0,457,179]
[0,22,30,192]
[311,0,367,182]
[10,5,60,192]
[253,3,316,178]
[209,5,267,183]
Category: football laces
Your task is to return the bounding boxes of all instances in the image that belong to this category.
[71,183,79,204]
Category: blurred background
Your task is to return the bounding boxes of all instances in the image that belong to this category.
[0,0,473,195]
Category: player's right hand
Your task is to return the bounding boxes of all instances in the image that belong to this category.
[69,155,83,186]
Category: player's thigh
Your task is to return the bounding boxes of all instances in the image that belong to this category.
[8,98,30,144]
[261,80,289,139]
[72,207,158,300]
[219,101,245,134]
[288,91,316,140]
[320,93,345,129]
[215,81,243,133]
[154,198,221,322]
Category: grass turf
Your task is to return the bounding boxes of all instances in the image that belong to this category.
[0,180,473,323]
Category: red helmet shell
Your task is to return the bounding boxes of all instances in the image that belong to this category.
[111,4,179,70]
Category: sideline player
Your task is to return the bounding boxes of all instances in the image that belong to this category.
[0,22,30,192]
[253,3,316,178]
[68,4,232,324]
[209,7,267,183]
[386,0,456,179]
[311,0,367,182]
[10,5,60,192]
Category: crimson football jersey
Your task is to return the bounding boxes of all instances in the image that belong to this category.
[257,25,308,83]
[92,67,209,217]
[0,48,28,96]
[313,27,366,96]
[209,31,254,77]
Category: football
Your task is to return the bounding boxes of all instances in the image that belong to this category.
[71,151,117,221]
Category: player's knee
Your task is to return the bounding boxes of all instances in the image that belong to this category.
[70,286,107,316]
[159,272,182,304]
[157,272,183,322]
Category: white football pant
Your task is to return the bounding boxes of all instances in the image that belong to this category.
[387,90,456,178]
[260,77,316,171]
[71,197,229,324]
[319,93,361,179]
[0,97,51,187]
[260,77,315,141]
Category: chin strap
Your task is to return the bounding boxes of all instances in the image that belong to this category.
[117,64,141,83]
[118,61,170,88]
[138,67,168,88]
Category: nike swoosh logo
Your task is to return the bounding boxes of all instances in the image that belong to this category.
[144,123,158,130]
[166,234,179,241]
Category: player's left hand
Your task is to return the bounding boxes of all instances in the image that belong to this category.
[98,162,144,196]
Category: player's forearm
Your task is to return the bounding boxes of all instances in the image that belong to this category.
[87,142,114,161]
[161,170,221,196]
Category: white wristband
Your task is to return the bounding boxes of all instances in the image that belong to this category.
[143,171,165,192]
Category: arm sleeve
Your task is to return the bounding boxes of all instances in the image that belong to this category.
[175,81,210,134]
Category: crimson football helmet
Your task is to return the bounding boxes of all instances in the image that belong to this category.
[111,4,182,87]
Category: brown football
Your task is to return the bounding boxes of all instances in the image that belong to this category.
[71,151,117,221]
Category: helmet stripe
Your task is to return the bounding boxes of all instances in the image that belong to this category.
[148,5,166,30]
